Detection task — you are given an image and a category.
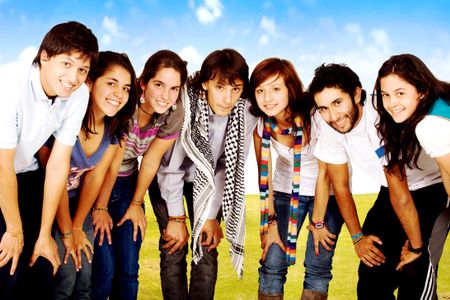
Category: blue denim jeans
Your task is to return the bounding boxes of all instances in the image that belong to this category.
[91,173,143,300]
[54,195,94,300]
[258,191,343,296]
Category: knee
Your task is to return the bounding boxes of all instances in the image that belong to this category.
[260,244,288,275]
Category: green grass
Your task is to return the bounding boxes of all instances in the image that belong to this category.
[138,194,450,300]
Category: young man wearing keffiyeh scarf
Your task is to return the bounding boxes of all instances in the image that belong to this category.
[148,48,258,300]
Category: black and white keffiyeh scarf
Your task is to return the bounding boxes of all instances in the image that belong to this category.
[181,86,246,278]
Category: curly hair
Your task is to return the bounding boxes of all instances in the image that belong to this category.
[374,53,450,174]
[248,57,311,144]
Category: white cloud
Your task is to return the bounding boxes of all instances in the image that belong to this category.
[259,15,279,46]
[429,48,450,80]
[259,34,269,45]
[18,46,37,61]
[260,15,276,35]
[179,46,204,74]
[345,23,364,46]
[101,34,112,46]
[102,16,120,35]
[100,16,126,47]
[196,0,223,25]
[370,29,390,55]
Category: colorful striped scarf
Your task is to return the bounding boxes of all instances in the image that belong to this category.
[259,116,302,265]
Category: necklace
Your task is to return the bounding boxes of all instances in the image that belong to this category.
[139,104,153,117]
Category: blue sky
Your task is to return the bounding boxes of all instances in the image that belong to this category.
[1,0,450,193]
[2,0,450,89]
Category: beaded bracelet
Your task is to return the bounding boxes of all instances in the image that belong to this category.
[60,230,73,239]
[92,206,108,212]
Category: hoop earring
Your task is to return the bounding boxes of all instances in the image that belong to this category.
[140,94,146,104]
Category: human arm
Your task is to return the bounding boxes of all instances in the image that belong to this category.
[30,139,73,274]
[435,153,450,197]
[118,137,178,242]
[72,143,119,265]
[55,190,78,268]
[0,148,23,275]
[157,138,190,254]
[327,163,385,267]
[308,159,336,255]
[384,166,423,270]
[92,144,124,246]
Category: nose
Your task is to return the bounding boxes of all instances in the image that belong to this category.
[263,91,271,103]
[329,108,339,122]
[161,87,170,101]
[223,89,233,105]
[68,68,79,85]
[114,87,123,99]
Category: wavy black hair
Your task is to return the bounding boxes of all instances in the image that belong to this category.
[374,53,450,174]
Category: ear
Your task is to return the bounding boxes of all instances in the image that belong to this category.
[85,79,93,91]
[354,87,362,104]
[201,82,208,91]
[40,50,49,64]
[139,80,146,93]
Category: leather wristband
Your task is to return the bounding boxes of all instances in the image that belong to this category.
[408,241,423,254]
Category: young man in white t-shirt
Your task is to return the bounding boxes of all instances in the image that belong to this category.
[308,63,447,299]
[0,21,98,299]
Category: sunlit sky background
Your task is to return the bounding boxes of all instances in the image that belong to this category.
[2,0,450,193]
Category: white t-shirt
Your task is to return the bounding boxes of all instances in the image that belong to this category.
[0,61,89,173]
[416,116,450,158]
[314,101,441,191]
[314,102,386,188]
[256,117,319,196]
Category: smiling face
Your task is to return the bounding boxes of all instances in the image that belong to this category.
[89,64,131,119]
[380,74,422,123]
[202,77,244,116]
[141,67,181,115]
[314,86,361,133]
[39,50,91,98]
[254,74,289,120]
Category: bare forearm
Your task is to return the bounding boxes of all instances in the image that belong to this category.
[41,164,69,236]
[0,167,21,232]
[56,191,72,234]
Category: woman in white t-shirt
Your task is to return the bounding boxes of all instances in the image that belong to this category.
[374,53,449,297]
[249,58,343,300]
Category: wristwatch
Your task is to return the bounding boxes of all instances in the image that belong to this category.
[311,221,326,229]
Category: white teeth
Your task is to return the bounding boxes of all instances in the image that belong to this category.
[156,100,169,106]
[61,81,73,88]
[107,99,120,106]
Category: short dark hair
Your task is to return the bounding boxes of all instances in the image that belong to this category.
[374,53,450,174]
[33,21,98,68]
[189,48,249,98]
[308,63,363,104]
[82,51,137,143]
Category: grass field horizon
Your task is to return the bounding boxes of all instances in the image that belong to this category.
[138,194,450,300]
